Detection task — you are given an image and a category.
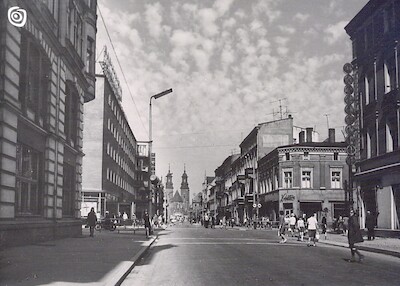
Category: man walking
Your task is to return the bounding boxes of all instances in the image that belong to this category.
[278,210,287,243]
[307,213,318,247]
[348,209,365,262]
[288,213,296,237]
[144,210,151,238]
[365,210,376,240]
[87,207,97,237]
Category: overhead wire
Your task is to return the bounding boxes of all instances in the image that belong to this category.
[97,4,148,137]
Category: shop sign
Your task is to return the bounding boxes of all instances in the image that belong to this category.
[280,193,295,202]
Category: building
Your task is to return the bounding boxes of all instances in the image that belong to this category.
[190,192,203,222]
[164,166,174,220]
[81,47,139,220]
[169,190,183,216]
[180,166,190,214]
[0,0,97,247]
[345,0,400,230]
[258,135,348,224]
[202,176,215,219]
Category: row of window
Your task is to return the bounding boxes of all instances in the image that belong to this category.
[277,168,342,190]
[283,152,339,161]
[364,122,396,159]
[106,142,136,179]
[108,95,136,149]
[106,168,134,194]
[107,118,135,163]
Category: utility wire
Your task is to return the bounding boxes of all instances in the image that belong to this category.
[97,5,148,137]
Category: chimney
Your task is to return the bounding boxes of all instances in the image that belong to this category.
[328,128,335,143]
[306,127,313,142]
[299,131,305,143]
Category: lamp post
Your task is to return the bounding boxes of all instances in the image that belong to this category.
[148,88,173,216]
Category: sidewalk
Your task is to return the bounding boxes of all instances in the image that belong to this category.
[316,231,400,258]
[0,227,159,286]
[226,225,400,258]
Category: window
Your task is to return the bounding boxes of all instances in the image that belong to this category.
[283,170,293,188]
[86,37,94,73]
[301,169,312,188]
[15,144,42,215]
[331,169,341,189]
[366,132,372,158]
[64,83,79,147]
[386,123,394,153]
[67,1,84,57]
[285,152,290,161]
[384,62,391,94]
[62,163,75,216]
[19,32,51,127]
[333,152,339,161]
[364,76,370,105]
[303,152,309,160]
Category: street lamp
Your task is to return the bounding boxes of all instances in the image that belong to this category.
[148,88,173,216]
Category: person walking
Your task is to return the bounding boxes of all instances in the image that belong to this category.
[307,213,318,247]
[278,210,287,243]
[289,213,296,237]
[221,216,227,229]
[348,209,365,262]
[87,207,97,237]
[144,210,151,238]
[297,216,305,241]
[321,215,327,240]
[365,210,376,240]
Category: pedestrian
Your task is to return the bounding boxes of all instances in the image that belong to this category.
[289,213,296,237]
[278,210,287,243]
[221,216,227,229]
[122,212,128,221]
[144,210,151,238]
[297,216,305,241]
[307,213,318,247]
[343,216,349,236]
[365,210,376,240]
[348,209,365,262]
[87,207,97,237]
[231,217,235,228]
[321,215,327,240]
[211,216,215,229]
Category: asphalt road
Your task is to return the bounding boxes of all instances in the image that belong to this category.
[121,224,400,286]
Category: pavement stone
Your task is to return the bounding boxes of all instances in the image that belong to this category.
[0,227,158,286]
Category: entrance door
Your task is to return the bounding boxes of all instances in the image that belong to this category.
[300,202,322,219]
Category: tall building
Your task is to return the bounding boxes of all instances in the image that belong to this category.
[164,165,174,218]
[345,0,400,230]
[180,165,190,214]
[82,47,139,220]
[0,0,97,247]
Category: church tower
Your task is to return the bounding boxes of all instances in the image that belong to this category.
[180,164,190,214]
[165,164,174,202]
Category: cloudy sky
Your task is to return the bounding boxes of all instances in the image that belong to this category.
[95,0,368,197]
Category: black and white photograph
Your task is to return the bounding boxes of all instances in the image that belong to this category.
[0,0,400,285]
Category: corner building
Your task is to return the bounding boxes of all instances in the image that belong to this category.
[0,0,97,247]
[345,0,400,230]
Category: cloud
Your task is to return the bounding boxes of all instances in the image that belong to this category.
[324,21,348,45]
[252,0,281,23]
[198,8,219,37]
[145,3,163,39]
[213,0,235,16]
[278,25,295,34]
[294,13,309,23]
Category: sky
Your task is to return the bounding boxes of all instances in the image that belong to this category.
[95,0,369,198]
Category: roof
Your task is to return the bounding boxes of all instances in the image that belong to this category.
[206,176,215,184]
[170,191,183,203]
[278,142,347,149]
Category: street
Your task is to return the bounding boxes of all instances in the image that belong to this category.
[122,224,400,286]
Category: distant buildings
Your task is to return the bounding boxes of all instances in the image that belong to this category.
[203,117,348,226]
[164,166,191,218]
[345,0,400,230]
[0,0,97,247]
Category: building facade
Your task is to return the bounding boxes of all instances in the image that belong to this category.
[345,0,400,230]
[0,0,97,247]
[82,48,139,220]
[258,141,348,224]
[180,167,190,214]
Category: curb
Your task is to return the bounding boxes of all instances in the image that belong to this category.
[318,240,400,258]
[101,235,158,286]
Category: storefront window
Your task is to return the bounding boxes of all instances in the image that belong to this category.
[15,144,42,215]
